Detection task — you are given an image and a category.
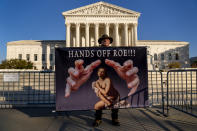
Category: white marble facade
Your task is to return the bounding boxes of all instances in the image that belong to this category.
[138,40,190,70]
[62,2,140,47]
[7,40,65,70]
[6,1,190,70]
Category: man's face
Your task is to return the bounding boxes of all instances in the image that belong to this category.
[98,68,106,78]
[101,38,110,47]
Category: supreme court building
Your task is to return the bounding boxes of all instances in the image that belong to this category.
[7,1,190,70]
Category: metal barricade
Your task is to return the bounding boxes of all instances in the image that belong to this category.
[0,70,166,115]
[148,70,166,115]
[1,69,197,117]
[167,69,197,117]
[0,71,55,108]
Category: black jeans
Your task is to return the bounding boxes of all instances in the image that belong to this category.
[95,109,119,120]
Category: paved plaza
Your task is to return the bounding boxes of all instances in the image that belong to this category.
[0,107,197,131]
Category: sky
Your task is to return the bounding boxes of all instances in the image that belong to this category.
[0,0,197,63]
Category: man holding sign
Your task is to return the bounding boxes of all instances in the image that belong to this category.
[65,34,140,127]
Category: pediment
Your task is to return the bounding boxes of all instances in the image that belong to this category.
[62,1,140,16]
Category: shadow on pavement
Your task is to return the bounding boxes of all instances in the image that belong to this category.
[16,107,95,118]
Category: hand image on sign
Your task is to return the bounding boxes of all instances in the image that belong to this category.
[105,59,139,96]
[65,58,139,98]
[65,59,101,98]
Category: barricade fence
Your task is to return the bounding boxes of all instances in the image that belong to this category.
[148,71,166,115]
[167,69,197,117]
[0,71,163,108]
[0,70,196,117]
[148,71,164,106]
[0,71,55,108]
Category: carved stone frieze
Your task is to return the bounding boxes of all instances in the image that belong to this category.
[67,5,132,15]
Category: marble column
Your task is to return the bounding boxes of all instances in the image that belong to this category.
[105,23,109,35]
[85,23,90,47]
[70,27,73,47]
[66,23,71,47]
[131,24,134,46]
[124,23,128,46]
[95,23,99,46]
[128,27,131,46]
[133,23,138,46]
[76,23,80,47]
[114,23,119,46]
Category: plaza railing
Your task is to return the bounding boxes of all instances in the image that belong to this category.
[148,70,166,115]
[0,71,55,108]
[2,70,197,118]
[167,69,197,117]
[0,70,164,109]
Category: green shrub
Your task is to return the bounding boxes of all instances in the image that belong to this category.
[0,59,34,69]
[168,62,181,69]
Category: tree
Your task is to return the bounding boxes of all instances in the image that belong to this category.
[191,61,197,68]
[0,59,34,69]
[168,62,181,69]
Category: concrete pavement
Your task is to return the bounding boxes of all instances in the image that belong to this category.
[0,107,197,131]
